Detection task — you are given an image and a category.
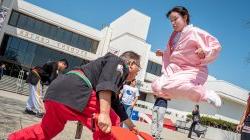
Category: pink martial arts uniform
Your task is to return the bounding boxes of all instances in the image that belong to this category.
[152,24,221,103]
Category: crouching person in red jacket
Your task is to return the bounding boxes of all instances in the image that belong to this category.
[9,51,141,140]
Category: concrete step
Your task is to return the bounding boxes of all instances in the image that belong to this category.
[0,76,29,95]
[0,76,48,96]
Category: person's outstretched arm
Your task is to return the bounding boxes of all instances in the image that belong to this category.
[123,118,138,133]
[98,90,112,133]
[237,98,250,132]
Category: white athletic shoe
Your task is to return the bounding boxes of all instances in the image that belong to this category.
[206,90,222,108]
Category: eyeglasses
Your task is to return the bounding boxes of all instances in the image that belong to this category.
[132,61,141,70]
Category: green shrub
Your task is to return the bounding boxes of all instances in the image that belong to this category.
[186,114,237,132]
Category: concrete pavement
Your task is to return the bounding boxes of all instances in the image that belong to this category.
[0,90,207,140]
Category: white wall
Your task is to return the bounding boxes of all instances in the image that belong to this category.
[109,34,150,81]
[205,80,248,104]
[145,93,154,103]
[1,0,13,7]
[108,9,151,81]
[0,0,15,42]
[97,26,113,57]
[144,52,162,82]
[110,9,151,41]
[218,97,245,121]
[144,87,246,123]
[148,51,162,64]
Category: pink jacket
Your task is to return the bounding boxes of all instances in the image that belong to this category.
[152,25,221,102]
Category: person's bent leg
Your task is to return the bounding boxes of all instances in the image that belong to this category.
[8,123,44,140]
[9,100,76,140]
[188,122,196,138]
[33,81,45,114]
[122,104,133,128]
[157,73,221,107]
[156,106,166,139]
[40,101,69,139]
[151,106,159,138]
[79,91,120,140]
[25,84,35,111]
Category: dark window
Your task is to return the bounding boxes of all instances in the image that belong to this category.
[33,20,42,34]
[25,16,36,31]
[62,30,72,44]
[8,11,99,54]
[8,11,19,26]
[24,43,36,66]
[146,61,162,76]
[5,37,19,61]
[156,64,162,76]
[92,41,99,53]
[138,92,147,101]
[70,33,79,47]
[84,38,92,52]
[9,36,20,50]
[49,25,58,40]
[151,63,157,74]
[17,14,28,28]
[6,35,12,48]
[5,48,18,61]
[18,39,29,52]
[77,36,85,49]
[40,22,51,36]
[146,61,152,73]
[1,34,89,71]
[55,28,64,42]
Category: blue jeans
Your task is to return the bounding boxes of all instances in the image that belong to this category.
[123,104,133,117]
[0,68,3,80]
[151,106,167,139]
[122,104,133,128]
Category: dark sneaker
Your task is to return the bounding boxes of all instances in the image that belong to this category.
[36,113,44,118]
[24,108,36,115]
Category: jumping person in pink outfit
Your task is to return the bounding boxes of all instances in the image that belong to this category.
[151,6,222,107]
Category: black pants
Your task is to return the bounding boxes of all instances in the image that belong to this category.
[188,121,200,138]
[241,116,250,140]
[0,72,2,80]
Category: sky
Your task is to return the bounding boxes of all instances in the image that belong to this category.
[25,0,250,91]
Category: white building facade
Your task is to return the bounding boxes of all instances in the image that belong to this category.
[0,0,248,124]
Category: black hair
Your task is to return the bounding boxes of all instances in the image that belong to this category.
[59,59,69,69]
[166,6,190,24]
[125,79,136,85]
[119,51,140,65]
[195,104,199,110]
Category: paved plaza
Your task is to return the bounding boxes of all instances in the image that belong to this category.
[0,90,207,140]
